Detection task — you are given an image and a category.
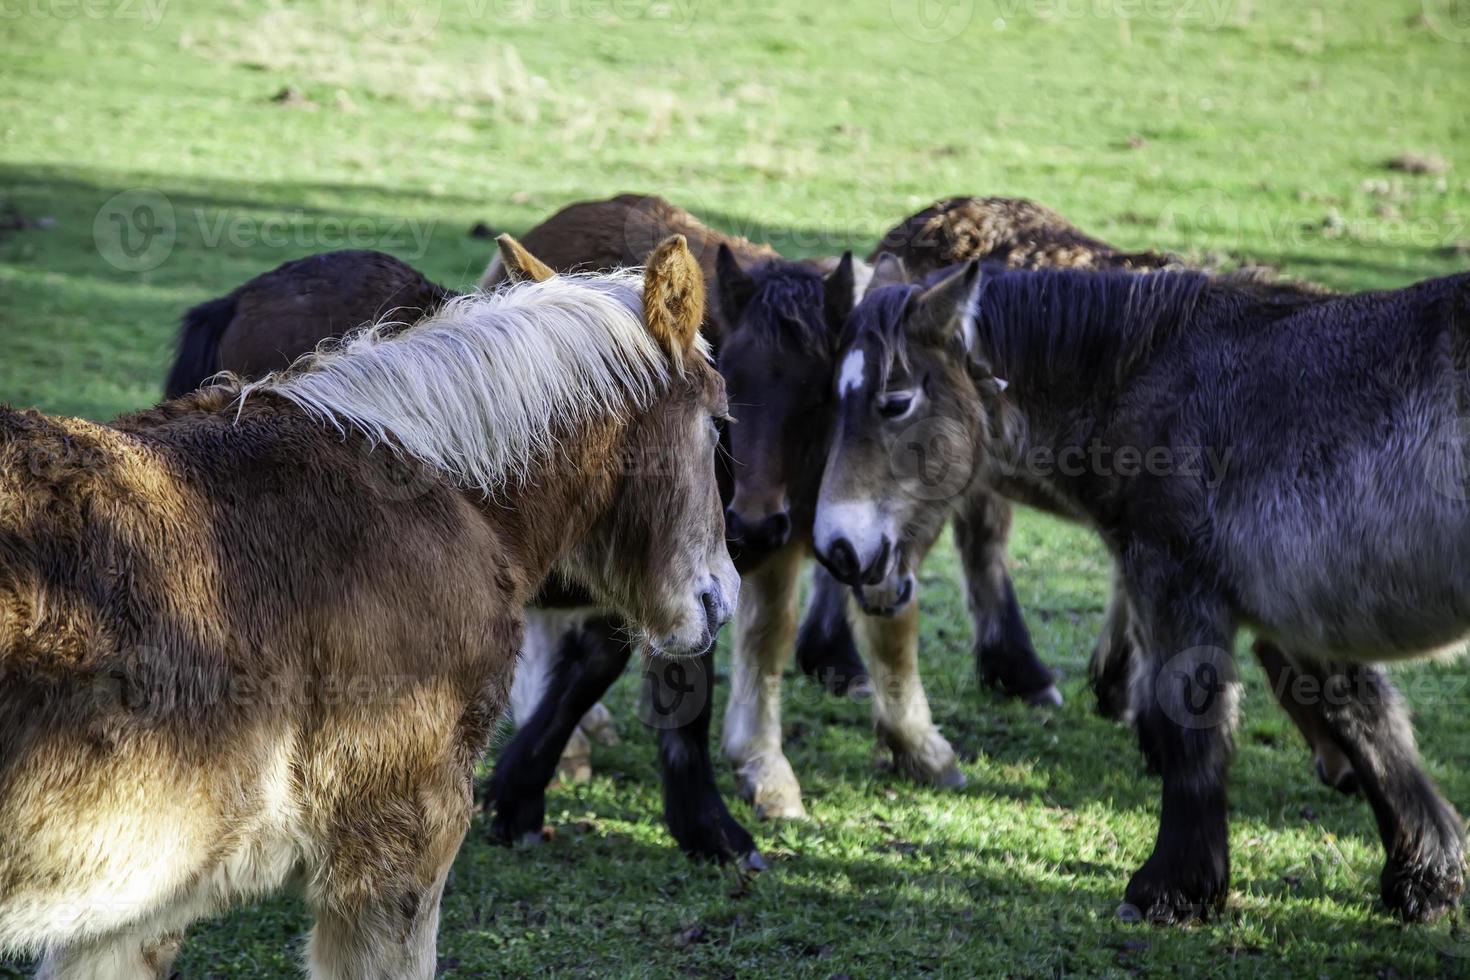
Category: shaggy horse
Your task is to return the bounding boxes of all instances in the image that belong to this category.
[477,196,872,832]
[729,198,1184,818]
[814,260,1470,924]
[0,235,734,977]
[158,194,848,866]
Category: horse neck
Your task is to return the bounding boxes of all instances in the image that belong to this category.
[976,268,1206,445]
[470,416,624,604]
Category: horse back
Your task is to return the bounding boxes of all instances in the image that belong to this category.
[198,250,454,385]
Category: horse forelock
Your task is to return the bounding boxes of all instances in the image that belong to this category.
[736,261,830,355]
[237,270,673,494]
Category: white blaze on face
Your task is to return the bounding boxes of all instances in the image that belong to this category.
[837,348,866,396]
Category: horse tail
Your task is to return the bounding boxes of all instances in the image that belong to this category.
[164,294,236,399]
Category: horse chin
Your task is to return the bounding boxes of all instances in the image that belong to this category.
[646,625,716,660]
[853,571,916,617]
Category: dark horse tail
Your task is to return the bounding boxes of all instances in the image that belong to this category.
[164,294,236,399]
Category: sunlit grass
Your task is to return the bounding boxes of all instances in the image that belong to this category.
[3,0,1469,975]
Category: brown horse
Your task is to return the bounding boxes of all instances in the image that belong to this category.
[163,249,455,399]
[0,235,733,977]
[159,194,828,865]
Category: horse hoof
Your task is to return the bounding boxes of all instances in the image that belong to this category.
[557,756,593,785]
[931,763,967,790]
[753,794,807,821]
[739,850,769,874]
[1026,685,1064,708]
[735,756,806,821]
[1124,857,1226,925]
[1383,858,1466,922]
[842,674,874,701]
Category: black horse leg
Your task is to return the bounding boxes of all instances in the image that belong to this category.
[1089,576,1138,721]
[794,563,871,697]
[954,491,1060,706]
[1122,580,1236,924]
[1265,643,1465,921]
[1253,641,1358,794]
[484,613,632,844]
[644,645,764,869]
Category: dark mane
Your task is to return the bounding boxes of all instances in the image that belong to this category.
[974,267,1211,389]
[738,260,831,356]
[848,265,1211,391]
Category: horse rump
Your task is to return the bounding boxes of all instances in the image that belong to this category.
[164,294,237,399]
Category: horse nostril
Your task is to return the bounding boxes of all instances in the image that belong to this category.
[863,537,892,586]
[700,589,724,637]
[767,511,791,546]
[724,507,744,540]
[828,538,859,583]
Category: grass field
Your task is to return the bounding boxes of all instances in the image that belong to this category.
[3,0,1470,975]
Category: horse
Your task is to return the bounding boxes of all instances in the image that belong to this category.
[158,193,848,866]
[162,249,455,399]
[727,198,1185,818]
[831,198,1356,799]
[0,235,735,977]
[813,258,1470,924]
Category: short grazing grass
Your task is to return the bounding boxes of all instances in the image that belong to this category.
[3,0,1469,976]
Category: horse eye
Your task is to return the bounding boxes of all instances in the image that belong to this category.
[878,393,914,419]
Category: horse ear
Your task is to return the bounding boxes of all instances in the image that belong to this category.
[909,260,982,350]
[823,251,855,333]
[495,234,555,284]
[715,243,755,328]
[643,234,705,365]
[866,252,907,296]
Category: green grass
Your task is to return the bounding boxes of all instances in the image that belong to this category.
[3,0,1470,975]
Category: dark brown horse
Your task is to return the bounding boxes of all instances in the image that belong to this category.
[816,259,1469,924]
[0,236,732,975]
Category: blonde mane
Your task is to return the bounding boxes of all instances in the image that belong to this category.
[238,270,672,493]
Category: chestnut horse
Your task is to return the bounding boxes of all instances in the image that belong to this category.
[0,236,733,977]
[158,194,835,866]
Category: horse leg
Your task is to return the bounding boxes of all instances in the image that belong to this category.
[306,833,460,980]
[507,611,617,784]
[953,491,1060,706]
[644,645,764,870]
[36,931,183,980]
[794,563,871,698]
[1122,575,1236,924]
[721,541,806,819]
[484,614,632,844]
[1253,642,1358,794]
[1088,573,1139,722]
[1268,645,1465,921]
[858,596,965,788]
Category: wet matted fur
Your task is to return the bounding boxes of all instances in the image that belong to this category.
[0,238,734,977]
[816,260,1470,924]
[869,195,1177,281]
